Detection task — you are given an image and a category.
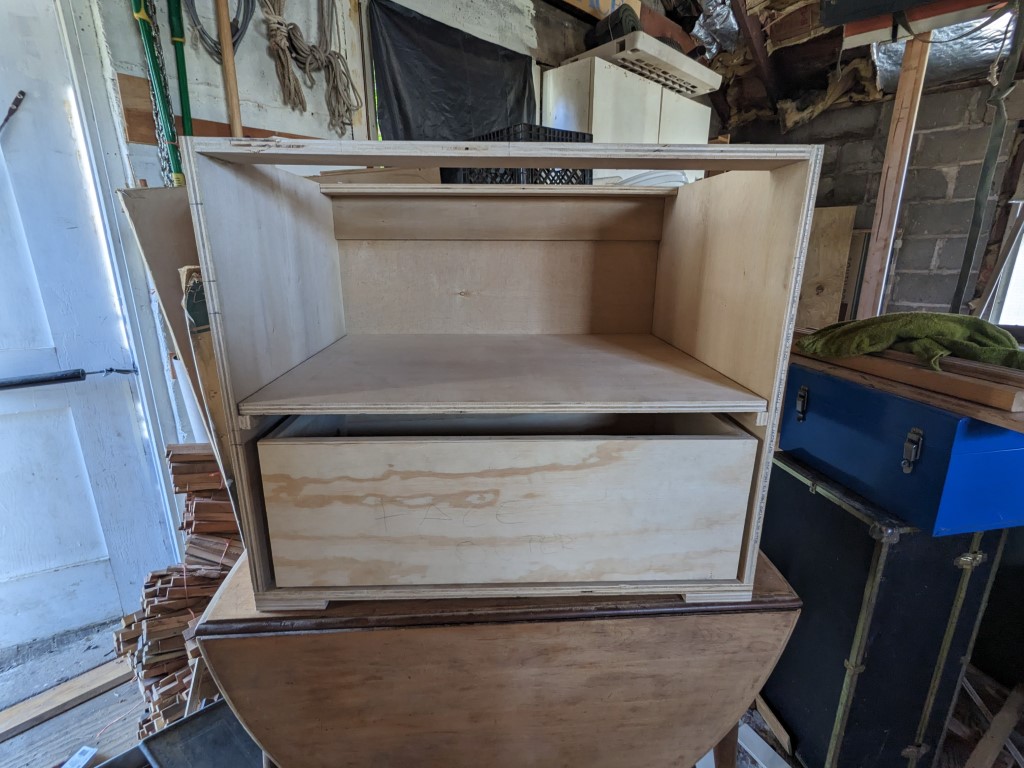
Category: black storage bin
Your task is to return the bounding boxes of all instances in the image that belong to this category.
[447,123,593,185]
[760,453,1005,768]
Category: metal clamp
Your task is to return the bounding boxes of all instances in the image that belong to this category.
[954,552,988,570]
[902,428,924,474]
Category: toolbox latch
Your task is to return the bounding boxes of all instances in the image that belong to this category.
[795,385,809,422]
[901,428,924,474]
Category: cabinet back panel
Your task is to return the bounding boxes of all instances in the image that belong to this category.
[338,239,658,334]
[331,195,665,241]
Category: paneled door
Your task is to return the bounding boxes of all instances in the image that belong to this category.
[0,1,177,647]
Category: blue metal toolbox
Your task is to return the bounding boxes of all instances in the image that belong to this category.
[779,362,1024,536]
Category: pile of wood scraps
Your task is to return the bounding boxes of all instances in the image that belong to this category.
[792,331,1024,435]
[113,444,240,738]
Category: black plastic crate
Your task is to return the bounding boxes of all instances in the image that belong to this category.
[448,124,593,185]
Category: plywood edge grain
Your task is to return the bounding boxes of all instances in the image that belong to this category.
[320,183,679,197]
[188,138,820,170]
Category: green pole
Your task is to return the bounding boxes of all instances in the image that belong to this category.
[167,0,193,136]
[131,0,184,186]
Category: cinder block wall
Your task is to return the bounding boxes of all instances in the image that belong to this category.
[737,85,1023,312]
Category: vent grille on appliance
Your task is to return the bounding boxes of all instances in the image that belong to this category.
[562,32,722,99]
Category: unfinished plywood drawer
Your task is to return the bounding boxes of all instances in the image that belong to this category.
[258,413,756,597]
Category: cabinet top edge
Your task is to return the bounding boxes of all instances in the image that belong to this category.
[184,138,823,171]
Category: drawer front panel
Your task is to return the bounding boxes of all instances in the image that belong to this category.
[259,433,756,589]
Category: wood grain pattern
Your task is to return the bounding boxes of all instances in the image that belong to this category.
[795,349,1024,411]
[116,74,309,145]
[259,414,756,591]
[790,357,1024,435]
[197,554,799,768]
[330,194,666,241]
[198,551,799,632]
[239,334,767,415]
[0,659,131,742]
[338,240,659,334]
[797,206,857,329]
[653,161,819,589]
[184,160,345,403]
[118,187,201,407]
[858,34,931,318]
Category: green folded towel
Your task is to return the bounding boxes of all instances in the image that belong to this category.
[797,312,1024,371]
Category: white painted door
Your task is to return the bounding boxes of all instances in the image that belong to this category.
[0,1,177,648]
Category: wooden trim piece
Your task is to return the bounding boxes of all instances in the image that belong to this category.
[115,74,310,146]
[730,0,779,103]
[188,138,819,170]
[0,658,132,743]
[196,552,799,635]
[794,350,1024,411]
[857,33,931,318]
[965,684,1024,768]
[791,357,1024,434]
[320,183,677,197]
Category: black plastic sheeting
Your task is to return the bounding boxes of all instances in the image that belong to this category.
[368,0,536,140]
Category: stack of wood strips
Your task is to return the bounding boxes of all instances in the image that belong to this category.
[114,444,241,737]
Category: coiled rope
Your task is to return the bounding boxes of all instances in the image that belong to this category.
[260,0,363,135]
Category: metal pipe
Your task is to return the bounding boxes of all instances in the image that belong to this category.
[951,7,1024,312]
[167,0,193,136]
[131,0,184,186]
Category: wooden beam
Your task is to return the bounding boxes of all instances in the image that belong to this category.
[116,74,310,146]
[966,684,1024,768]
[857,33,931,318]
[730,0,780,103]
[0,658,132,743]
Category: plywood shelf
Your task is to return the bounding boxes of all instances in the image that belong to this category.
[319,183,679,198]
[238,333,766,416]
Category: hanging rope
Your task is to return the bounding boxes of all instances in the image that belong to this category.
[259,0,362,135]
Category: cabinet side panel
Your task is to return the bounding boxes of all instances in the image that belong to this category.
[183,148,346,593]
[653,165,813,401]
[654,160,820,587]
[186,156,345,402]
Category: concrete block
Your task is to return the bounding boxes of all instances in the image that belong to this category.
[894,237,938,270]
[915,87,976,131]
[903,167,952,201]
[865,173,881,204]
[784,101,884,143]
[833,172,871,206]
[887,303,941,313]
[838,139,882,172]
[952,160,1007,201]
[935,237,970,270]
[890,271,959,306]
[821,143,840,174]
[855,204,876,230]
[815,176,836,207]
[901,200,976,236]
[912,126,991,168]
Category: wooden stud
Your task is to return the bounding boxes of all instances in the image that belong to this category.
[0,659,132,742]
[214,0,243,138]
[857,33,931,318]
[966,684,1024,768]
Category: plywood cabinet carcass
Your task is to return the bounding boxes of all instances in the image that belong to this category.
[180,138,821,610]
